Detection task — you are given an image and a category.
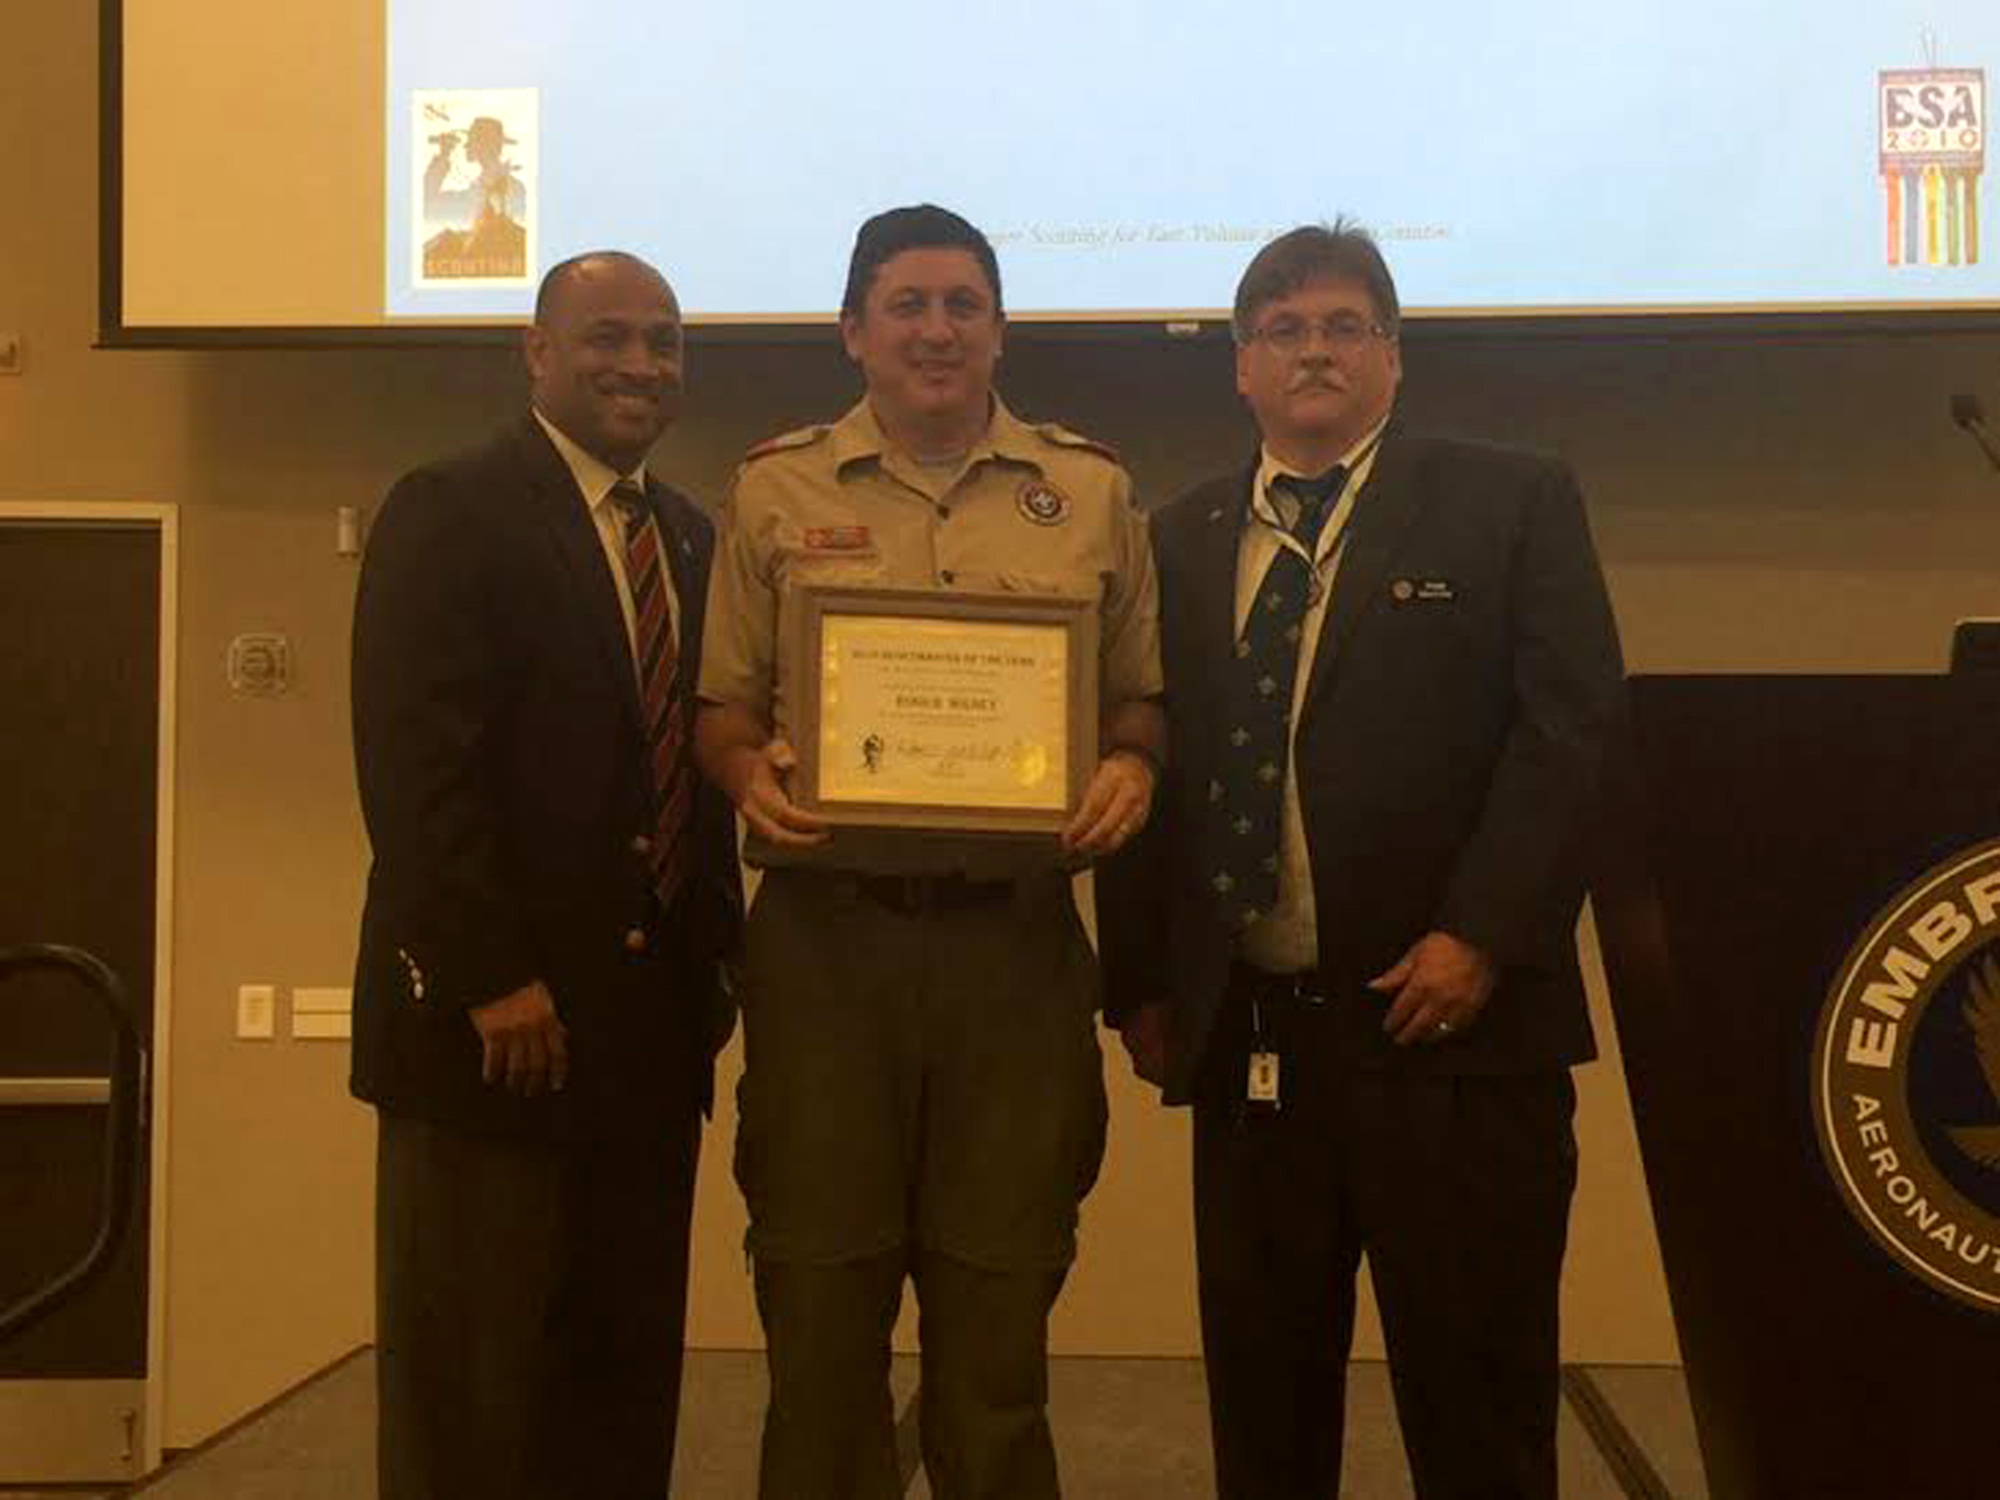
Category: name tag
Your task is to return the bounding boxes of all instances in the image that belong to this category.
[1247,1050,1281,1105]
[802,525,872,550]
[1390,576,1457,603]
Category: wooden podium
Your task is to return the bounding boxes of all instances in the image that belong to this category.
[1594,674,2000,1500]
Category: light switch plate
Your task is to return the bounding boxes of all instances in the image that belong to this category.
[236,984,276,1040]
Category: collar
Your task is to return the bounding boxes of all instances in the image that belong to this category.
[1251,414,1390,530]
[532,408,648,514]
[826,395,1043,476]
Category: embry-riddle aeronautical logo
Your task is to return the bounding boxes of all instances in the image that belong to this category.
[1812,839,2000,1314]
[1879,65,1985,267]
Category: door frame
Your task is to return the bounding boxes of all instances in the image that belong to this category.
[0,500,177,1474]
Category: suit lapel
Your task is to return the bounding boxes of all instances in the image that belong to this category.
[647,480,707,692]
[649,485,696,639]
[1186,464,1257,705]
[1301,429,1430,721]
[514,417,646,735]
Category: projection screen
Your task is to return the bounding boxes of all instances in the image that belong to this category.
[110,0,2000,338]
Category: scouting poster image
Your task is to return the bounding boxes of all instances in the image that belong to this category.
[411,88,538,289]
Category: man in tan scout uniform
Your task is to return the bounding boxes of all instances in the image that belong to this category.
[697,204,1164,1498]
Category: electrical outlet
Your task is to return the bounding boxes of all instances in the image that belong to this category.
[236,984,276,1040]
[0,331,21,376]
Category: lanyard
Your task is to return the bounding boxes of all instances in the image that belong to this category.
[1252,426,1384,581]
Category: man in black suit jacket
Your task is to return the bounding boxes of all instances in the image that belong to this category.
[350,251,741,1499]
[1098,224,1624,1499]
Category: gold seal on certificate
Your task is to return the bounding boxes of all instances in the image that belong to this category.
[789,584,1100,839]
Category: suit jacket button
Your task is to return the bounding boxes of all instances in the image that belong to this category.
[631,834,653,858]
[624,926,648,954]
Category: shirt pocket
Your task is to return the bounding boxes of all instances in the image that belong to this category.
[778,545,888,592]
[994,567,1105,604]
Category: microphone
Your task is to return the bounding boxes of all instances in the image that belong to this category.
[1948,393,2000,473]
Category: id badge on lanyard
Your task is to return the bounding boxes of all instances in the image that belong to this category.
[1247,996,1281,1110]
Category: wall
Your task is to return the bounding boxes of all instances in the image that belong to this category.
[7,0,2000,1451]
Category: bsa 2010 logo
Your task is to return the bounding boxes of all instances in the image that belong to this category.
[1878,66,1985,267]
[1812,838,2000,1314]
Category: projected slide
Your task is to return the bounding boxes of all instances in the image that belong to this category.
[384,3,1998,321]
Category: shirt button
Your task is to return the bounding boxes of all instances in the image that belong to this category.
[624,927,648,954]
[940,569,955,584]
[934,504,950,520]
[630,834,653,857]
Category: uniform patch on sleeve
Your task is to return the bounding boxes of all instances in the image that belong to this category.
[1017,480,1072,526]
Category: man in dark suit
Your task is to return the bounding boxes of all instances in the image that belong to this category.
[350,250,742,1500]
[1097,223,1624,1499]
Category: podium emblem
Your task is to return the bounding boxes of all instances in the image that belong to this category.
[1812,838,2000,1314]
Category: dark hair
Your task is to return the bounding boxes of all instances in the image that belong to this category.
[841,205,1003,319]
[1232,219,1399,343]
[533,250,662,325]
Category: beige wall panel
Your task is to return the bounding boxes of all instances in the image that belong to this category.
[1568,903,1680,1364]
[685,1038,757,1347]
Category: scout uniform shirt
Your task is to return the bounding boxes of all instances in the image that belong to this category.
[699,397,1163,871]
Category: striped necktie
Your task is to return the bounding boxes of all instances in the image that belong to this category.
[1206,466,1349,929]
[611,480,690,911]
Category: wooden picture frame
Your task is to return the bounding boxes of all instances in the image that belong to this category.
[787,583,1100,839]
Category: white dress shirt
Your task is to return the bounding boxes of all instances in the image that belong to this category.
[533,410,680,682]
[1233,417,1389,975]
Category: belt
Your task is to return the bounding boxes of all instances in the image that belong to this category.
[1228,960,1328,1006]
[851,872,1015,916]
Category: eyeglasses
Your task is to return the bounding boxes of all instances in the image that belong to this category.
[1247,314,1392,356]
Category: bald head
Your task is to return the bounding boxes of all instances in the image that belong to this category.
[525,251,684,471]
[534,250,670,327]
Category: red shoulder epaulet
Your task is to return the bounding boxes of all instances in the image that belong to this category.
[1034,422,1121,464]
[742,425,831,463]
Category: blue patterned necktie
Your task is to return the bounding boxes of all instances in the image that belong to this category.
[1207,467,1349,930]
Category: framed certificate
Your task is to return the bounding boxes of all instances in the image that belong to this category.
[788,583,1100,838]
